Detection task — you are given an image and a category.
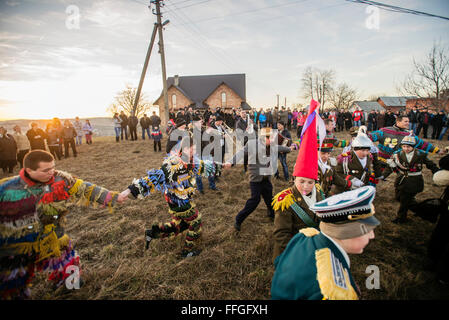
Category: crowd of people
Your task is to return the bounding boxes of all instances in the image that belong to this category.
[1,101,448,300]
[0,117,94,176]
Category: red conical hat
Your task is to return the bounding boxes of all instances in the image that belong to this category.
[293,99,319,179]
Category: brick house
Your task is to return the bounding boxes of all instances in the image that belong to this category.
[154,73,252,112]
[377,96,417,114]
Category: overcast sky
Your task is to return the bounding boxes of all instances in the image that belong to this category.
[0,0,448,120]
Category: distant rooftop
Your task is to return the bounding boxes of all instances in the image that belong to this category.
[378,96,418,107]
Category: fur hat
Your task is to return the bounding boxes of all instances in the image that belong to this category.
[352,126,373,149]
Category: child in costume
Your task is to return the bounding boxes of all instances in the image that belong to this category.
[120,136,222,258]
[368,115,440,167]
[382,135,439,224]
[317,140,349,197]
[272,100,326,262]
[334,128,381,194]
[271,186,380,300]
[0,150,124,299]
[151,125,163,152]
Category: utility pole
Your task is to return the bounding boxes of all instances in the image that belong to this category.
[132,23,158,117]
[284,97,287,108]
[153,0,170,127]
[276,94,280,108]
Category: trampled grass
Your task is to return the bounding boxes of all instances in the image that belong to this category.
[4,132,448,300]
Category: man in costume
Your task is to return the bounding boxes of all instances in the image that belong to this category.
[368,115,440,168]
[225,127,294,232]
[0,150,126,299]
[190,115,218,193]
[334,128,381,194]
[272,100,326,262]
[119,136,222,258]
[271,186,380,300]
[381,135,439,224]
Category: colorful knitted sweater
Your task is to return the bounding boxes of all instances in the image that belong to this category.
[128,154,221,212]
[0,169,119,299]
[368,125,439,163]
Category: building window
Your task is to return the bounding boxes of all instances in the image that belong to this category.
[172,94,177,108]
[221,92,227,107]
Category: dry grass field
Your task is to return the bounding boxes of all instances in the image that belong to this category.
[3,131,449,300]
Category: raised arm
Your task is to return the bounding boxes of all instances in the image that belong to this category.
[55,171,121,212]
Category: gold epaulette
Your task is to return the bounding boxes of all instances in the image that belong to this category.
[315,183,322,193]
[272,188,297,212]
[299,228,320,237]
[315,248,358,300]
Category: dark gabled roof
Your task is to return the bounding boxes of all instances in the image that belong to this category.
[378,96,417,107]
[352,101,384,112]
[155,73,246,106]
[241,101,252,110]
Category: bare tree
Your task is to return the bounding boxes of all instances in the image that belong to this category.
[301,67,335,112]
[107,85,151,118]
[399,42,449,108]
[328,82,359,111]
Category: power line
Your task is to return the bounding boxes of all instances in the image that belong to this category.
[175,0,310,26]
[164,0,240,71]
[345,0,449,21]
[168,0,217,11]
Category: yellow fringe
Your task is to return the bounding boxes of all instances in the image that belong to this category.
[68,179,83,197]
[0,221,40,239]
[315,248,358,300]
[299,228,320,237]
[272,188,296,212]
[0,175,18,185]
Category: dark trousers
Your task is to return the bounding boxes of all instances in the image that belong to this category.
[129,126,137,140]
[153,140,161,152]
[17,149,29,168]
[432,125,442,140]
[417,123,429,138]
[395,190,418,220]
[142,128,150,140]
[48,146,62,160]
[235,179,274,225]
[1,160,16,173]
[64,138,77,157]
[275,153,289,180]
[121,126,128,140]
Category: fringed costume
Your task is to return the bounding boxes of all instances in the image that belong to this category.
[127,154,221,256]
[0,169,119,299]
[368,125,439,165]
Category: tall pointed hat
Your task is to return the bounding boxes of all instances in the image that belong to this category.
[293,99,324,179]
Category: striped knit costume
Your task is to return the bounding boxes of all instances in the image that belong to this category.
[368,125,439,165]
[128,154,221,255]
[0,169,119,299]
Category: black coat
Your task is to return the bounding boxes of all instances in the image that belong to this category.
[26,128,47,150]
[140,116,151,129]
[408,110,420,123]
[0,134,17,161]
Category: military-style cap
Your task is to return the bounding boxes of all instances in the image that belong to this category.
[399,135,416,147]
[310,186,380,239]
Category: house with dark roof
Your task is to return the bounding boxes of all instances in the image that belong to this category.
[154,73,252,111]
[350,101,384,113]
[377,96,417,113]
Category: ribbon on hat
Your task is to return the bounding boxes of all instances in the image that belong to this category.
[300,100,326,150]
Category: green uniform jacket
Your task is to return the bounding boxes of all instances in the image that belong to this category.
[271,228,359,300]
[334,150,377,194]
[317,158,349,197]
[383,149,439,195]
[272,184,324,262]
